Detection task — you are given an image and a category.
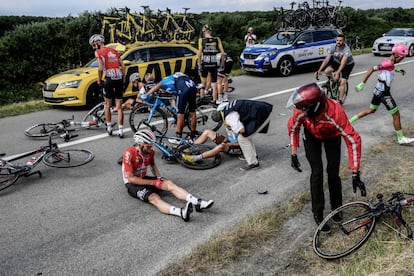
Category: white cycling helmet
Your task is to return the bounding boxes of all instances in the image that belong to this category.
[89,34,104,45]
[133,129,156,144]
[129,72,141,83]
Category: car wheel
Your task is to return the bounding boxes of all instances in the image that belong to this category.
[408,44,414,57]
[277,57,294,77]
[86,84,103,108]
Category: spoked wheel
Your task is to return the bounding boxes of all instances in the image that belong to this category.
[129,105,169,135]
[175,144,221,170]
[186,105,222,135]
[24,123,61,138]
[312,201,376,259]
[82,102,106,128]
[0,168,19,191]
[43,149,94,168]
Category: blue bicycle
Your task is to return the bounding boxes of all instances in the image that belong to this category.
[128,91,222,136]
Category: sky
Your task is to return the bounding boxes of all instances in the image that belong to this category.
[0,0,413,17]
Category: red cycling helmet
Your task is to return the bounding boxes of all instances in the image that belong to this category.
[286,83,326,117]
[392,43,408,57]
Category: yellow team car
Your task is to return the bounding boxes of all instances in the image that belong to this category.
[42,42,199,107]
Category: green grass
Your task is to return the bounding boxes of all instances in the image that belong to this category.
[0,100,51,118]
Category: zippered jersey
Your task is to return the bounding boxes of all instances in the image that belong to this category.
[287,99,361,171]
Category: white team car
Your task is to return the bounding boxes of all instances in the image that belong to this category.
[372,28,414,57]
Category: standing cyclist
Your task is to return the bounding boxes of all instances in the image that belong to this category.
[144,72,198,140]
[89,34,126,138]
[197,24,225,104]
[315,33,354,105]
[350,43,414,145]
[122,129,214,222]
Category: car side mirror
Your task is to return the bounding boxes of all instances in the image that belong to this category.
[123,60,131,66]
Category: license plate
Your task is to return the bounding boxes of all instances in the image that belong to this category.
[43,91,53,98]
[380,46,392,50]
[244,59,255,65]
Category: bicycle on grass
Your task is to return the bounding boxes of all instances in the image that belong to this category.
[24,102,115,141]
[316,72,349,104]
[0,135,94,192]
[129,91,222,136]
[313,192,414,259]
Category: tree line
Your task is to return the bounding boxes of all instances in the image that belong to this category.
[0,7,413,105]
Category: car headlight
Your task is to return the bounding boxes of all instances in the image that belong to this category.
[59,80,81,89]
[259,50,278,58]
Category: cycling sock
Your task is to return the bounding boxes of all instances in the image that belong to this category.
[186,194,199,205]
[169,206,181,216]
[349,115,359,123]
[106,123,112,130]
[396,130,404,140]
[194,154,203,162]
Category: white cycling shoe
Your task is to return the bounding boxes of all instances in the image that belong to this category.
[398,136,414,145]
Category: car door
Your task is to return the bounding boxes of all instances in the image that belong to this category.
[293,31,314,66]
[313,30,337,62]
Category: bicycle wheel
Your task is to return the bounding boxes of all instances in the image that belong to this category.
[175,144,221,170]
[0,168,19,191]
[43,149,94,168]
[186,105,222,135]
[129,105,169,135]
[24,123,61,138]
[312,201,376,259]
[82,102,106,128]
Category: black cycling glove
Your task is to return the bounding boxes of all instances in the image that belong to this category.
[352,171,366,197]
[291,154,302,172]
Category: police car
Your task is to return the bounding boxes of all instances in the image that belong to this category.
[240,28,340,76]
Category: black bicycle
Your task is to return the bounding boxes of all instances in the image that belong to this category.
[0,135,94,192]
[316,72,349,104]
[313,192,414,259]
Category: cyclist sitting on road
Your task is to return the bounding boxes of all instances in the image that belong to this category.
[122,129,214,222]
[350,43,414,145]
[210,100,273,171]
[315,33,354,105]
[122,73,158,110]
[181,127,240,164]
[144,72,197,140]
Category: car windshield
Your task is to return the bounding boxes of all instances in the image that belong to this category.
[385,28,414,37]
[85,59,98,68]
[263,32,298,45]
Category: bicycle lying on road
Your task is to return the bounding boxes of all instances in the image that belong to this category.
[129,91,222,136]
[118,125,221,170]
[316,72,349,105]
[0,135,94,192]
[313,192,414,259]
[24,102,115,141]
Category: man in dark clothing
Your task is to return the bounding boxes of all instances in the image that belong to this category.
[212,99,273,171]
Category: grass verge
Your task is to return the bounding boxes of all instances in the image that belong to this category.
[0,100,51,118]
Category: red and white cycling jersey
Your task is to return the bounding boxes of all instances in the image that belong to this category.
[122,146,155,184]
[95,46,123,80]
[288,99,362,171]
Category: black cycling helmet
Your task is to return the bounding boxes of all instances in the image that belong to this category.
[286,83,326,117]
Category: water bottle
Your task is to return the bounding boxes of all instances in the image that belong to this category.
[26,157,37,167]
[81,121,91,128]
[171,107,177,114]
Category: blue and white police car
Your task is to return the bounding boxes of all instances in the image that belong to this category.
[240,28,340,76]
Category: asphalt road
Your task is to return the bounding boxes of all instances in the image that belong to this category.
[2,54,414,275]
